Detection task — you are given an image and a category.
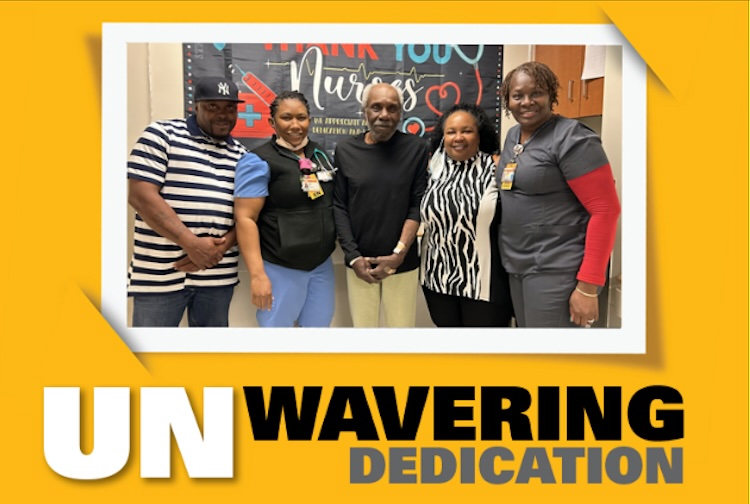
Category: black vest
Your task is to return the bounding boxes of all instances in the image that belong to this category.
[252,140,336,271]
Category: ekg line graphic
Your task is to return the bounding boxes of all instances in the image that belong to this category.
[267,61,443,83]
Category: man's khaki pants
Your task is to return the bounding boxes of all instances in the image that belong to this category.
[345,268,418,327]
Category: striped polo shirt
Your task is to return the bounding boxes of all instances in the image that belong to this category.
[127,115,247,294]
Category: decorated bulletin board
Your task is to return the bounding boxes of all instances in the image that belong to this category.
[183,42,503,152]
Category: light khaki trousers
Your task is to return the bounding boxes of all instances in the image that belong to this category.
[345,268,419,327]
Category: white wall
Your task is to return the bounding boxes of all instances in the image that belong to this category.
[499,45,533,146]
[601,45,623,280]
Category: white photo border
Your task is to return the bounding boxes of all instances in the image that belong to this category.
[102,23,646,353]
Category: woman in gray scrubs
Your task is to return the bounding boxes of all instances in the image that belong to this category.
[497,62,621,328]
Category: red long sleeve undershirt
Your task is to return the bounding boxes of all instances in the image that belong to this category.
[567,163,621,286]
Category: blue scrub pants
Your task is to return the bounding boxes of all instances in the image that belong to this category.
[257,256,335,327]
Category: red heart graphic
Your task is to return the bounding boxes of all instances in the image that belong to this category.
[406,123,420,135]
[425,82,461,116]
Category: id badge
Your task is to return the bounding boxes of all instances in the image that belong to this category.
[301,174,324,199]
[500,162,517,190]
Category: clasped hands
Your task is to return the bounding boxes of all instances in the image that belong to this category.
[174,235,228,272]
[352,254,403,283]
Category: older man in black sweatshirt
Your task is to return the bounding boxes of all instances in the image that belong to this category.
[333,83,429,327]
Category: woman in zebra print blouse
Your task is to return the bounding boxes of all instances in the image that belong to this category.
[419,104,514,327]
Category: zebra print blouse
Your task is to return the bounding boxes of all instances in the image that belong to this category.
[420,151,500,302]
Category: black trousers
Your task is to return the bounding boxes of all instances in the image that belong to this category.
[422,286,514,327]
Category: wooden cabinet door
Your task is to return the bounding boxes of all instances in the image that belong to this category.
[534,45,584,118]
[534,45,604,118]
[579,76,604,117]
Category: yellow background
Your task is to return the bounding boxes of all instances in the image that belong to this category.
[0,1,747,501]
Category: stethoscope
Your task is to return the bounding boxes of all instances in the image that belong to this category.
[274,142,337,178]
[312,148,336,176]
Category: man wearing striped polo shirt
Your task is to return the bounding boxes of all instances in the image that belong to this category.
[127,77,247,327]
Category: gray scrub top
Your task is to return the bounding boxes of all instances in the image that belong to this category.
[497,115,610,275]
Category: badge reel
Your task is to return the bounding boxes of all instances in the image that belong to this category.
[500,143,523,191]
[299,158,324,200]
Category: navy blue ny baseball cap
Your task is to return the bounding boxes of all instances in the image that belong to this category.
[194,77,244,102]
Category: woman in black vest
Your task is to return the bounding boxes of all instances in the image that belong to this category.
[234,91,337,327]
